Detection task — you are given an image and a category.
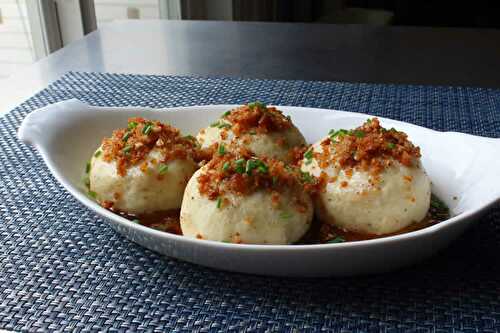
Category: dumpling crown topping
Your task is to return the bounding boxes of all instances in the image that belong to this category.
[221,102,293,136]
[198,147,313,200]
[319,118,421,175]
[101,117,202,176]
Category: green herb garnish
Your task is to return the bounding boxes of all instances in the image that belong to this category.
[88,190,97,199]
[184,135,196,141]
[128,121,138,130]
[327,236,346,244]
[351,130,366,138]
[222,161,230,172]
[85,161,91,174]
[122,131,131,142]
[248,101,267,110]
[304,149,313,164]
[222,110,231,117]
[279,211,293,219]
[387,142,396,149]
[301,171,315,184]
[329,129,349,140]
[158,164,169,175]
[235,158,246,174]
[122,145,133,154]
[142,123,153,135]
[83,176,90,188]
[94,150,102,158]
[244,159,268,174]
[216,197,223,209]
[218,144,226,156]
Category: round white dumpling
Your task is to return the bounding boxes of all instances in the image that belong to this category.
[90,147,197,214]
[180,166,313,244]
[197,104,306,162]
[301,123,431,235]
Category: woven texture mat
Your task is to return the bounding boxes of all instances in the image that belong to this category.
[1,72,500,332]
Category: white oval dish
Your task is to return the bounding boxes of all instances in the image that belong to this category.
[18,99,500,277]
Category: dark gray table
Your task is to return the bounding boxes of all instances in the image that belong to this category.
[1,20,500,114]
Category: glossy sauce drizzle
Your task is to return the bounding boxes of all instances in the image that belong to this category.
[114,195,450,244]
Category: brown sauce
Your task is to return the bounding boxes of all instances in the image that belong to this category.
[113,194,450,245]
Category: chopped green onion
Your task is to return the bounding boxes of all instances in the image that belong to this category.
[327,236,346,244]
[245,159,256,174]
[128,121,138,130]
[88,190,97,199]
[210,121,220,127]
[256,161,268,174]
[122,131,131,142]
[351,130,365,138]
[222,161,230,172]
[158,163,169,175]
[142,123,153,135]
[249,130,257,135]
[222,110,231,117]
[304,149,313,165]
[248,101,267,110]
[366,118,372,124]
[279,211,293,219]
[85,161,91,174]
[218,123,232,129]
[94,150,102,158]
[216,197,222,209]
[301,171,314,184]
[387,142,396,149]
[122,145,133,154]
[329,129,349,140]
[184,135,196,141]
[218,144,226,156]
[235,159,246,174]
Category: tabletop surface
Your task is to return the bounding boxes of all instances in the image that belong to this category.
[1,20,500,115]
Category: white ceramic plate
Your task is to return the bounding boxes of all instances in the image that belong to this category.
[18,99,500,277]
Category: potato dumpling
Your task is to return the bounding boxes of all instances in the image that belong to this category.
[301,118,431,235]
[180,149,313,244]
[197,102,306,163]
[87,117,201,215]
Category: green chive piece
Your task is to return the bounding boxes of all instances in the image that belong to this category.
[304,149,313,165]
[366,118,373,124]
[128,121,138,130]
[158,163,169,175]
[142,123,153,135]
[279,211,293,219]
[249,130,257,135]
[85,161,91,174]
[248,101,267,110]
[216,197,222,209]
[235,158,246,174]
[327,236,346,244]
[222,161,230,172]
[83,176,90,188]
[88,191,97,199]
[256,161,268,174]
[210,121,221,128]
[245,159,257,174]
[218,144,226,156]
[184,135,195,141]
[122,131,131,142]
[94,150,102,158]
[222,110,231,117]
[301,171,314,184]
[387,142,396,149]
[351,130,366,138]
[329,129,349,140]
[122,145,133,154]
[217,123,232,129]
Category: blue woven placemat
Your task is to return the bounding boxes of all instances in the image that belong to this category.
[1,71,500,332]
